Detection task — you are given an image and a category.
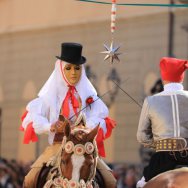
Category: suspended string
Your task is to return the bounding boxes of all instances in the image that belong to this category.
[77,0,188,7]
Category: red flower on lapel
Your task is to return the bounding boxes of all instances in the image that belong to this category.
[86,96,94,109]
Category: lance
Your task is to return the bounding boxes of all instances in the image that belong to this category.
[111,80,142,108]
[68,77,142,121]
[69,78,129,120]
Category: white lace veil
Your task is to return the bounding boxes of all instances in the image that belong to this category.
[38,60,97,121]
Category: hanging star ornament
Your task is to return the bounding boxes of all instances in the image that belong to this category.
[101,41,121,63]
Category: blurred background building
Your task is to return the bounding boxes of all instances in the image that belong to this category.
[0,0,188,165]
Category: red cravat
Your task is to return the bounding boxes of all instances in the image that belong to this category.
[62,86,79,118]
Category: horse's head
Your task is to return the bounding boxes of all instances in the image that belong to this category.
[60,124,99,187]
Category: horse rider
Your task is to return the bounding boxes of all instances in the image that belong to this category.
[20,42,117,188]
[136,57,188,187]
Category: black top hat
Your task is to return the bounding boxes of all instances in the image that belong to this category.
[56,42,86,65]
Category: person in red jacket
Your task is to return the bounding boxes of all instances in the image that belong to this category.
[20,42,116,188]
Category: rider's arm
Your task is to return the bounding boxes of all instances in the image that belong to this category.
[85,95,116,157]
[22,97,51,134]
[137,97,153,147]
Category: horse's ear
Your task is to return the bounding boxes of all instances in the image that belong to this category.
[59,115,65,122]
[64,123,71,137]
[86,124,100,142]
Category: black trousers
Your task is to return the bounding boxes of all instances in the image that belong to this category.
[143,150,188,181]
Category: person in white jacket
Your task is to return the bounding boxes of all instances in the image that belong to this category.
[21,42,116,188]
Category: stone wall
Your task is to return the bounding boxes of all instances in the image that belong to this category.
[0,9,188,163]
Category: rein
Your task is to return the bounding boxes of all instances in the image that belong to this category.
[44,135,98,188]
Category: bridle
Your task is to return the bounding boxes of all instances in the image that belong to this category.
[44,134,98,188]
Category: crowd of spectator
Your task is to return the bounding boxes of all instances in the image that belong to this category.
[111,163,142,188]
[0,157,32,188]
[0,156,143,188]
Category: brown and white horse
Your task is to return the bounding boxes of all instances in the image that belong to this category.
[143,168,188,188]
[36,120,103,188]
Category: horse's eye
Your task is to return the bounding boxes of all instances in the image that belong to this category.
[62,160,66,165]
